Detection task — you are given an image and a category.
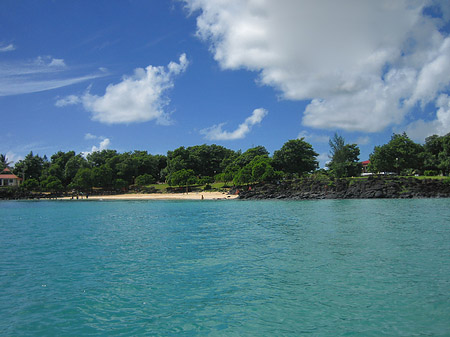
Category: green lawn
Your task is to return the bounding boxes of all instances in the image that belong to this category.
[145,182,231,193]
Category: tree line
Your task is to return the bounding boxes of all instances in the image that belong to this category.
[1,132,449,193]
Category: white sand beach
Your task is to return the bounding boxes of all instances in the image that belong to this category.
[61,191,238,201]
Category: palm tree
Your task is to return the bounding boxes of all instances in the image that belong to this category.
[0,154,13,170]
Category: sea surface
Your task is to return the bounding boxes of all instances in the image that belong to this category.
[1,199,449,336]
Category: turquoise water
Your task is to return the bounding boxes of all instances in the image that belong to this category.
[1,199,449,336]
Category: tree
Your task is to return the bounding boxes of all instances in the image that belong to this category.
[168,169,197,187]
[91,165,113,188]
[233,156,279,185]
[327,133,361,178]
[41,175,64,192]
[166,144,236,179]
[0,154,13,170]
[64,155,88,186]
[234,146,269,168]
[87,149,118,167]
[273,139,318,175]
[68,168,93,192]
[21,178,40,191]
[233,165,253,185]
[135,173,156,186]
[13,152,46,181]
[438,133,450,175]
[369,133,423,174]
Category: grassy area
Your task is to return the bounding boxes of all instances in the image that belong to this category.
[414,175,447,180]
[144,182,231,193]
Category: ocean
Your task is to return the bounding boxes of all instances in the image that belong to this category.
[1,199,449,336]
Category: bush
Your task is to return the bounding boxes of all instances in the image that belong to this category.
[424,170,438,176]
[135,174,156,186]
[22,178,40,191]
[199,176,214,185]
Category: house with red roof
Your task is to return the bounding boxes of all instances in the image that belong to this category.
[361,160,371,175]
[0,168,22,187]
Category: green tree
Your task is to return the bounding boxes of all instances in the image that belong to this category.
[168,169,197,187]
[91,165,113,188]
[13,152,46,181]
[69,168,93,192]
[48,151,76,184]
[273,139,318,175]
[422,133,450,175]
[135,173,156,186]
[369,133,423,174]
[234,146,269,168]
[166,144,236,179]
[327,133,361,178]
[114,178,129,191]
[64,155,88,186]
[438,133,450,175]
[21,178,40,191]
[41,175,64,192]
[0,154,13,170]
[87,149,118,167]
[233,165,253,185]
[233,156,278,185]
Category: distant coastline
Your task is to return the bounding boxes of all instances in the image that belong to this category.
[2,176,450,201]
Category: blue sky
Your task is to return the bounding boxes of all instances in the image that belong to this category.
[1,0,450,167]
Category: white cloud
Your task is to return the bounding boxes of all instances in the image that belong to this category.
[91,138,111,152]
[48,58,66,67]
[201,108,267,140]
[55,95,81,107]
[82,138,111,157]
[184,0,450,132]
[0,56,104,96]
[356,136,371,146]
[297,130,329,143]
[0,43,15,52]
[4,151,22,166]
[317,152,330,168]
[84,133,98,140]
[404,94,450,141]
[57,54,189,124]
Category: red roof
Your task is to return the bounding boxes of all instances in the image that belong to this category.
[361,160,370,165]
[2,167,12,172]
[0,174,21,180]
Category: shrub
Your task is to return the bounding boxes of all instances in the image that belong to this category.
[135,174,156,186]
[424,170,438,176]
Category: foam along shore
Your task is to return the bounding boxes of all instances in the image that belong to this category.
[61,191,238,201]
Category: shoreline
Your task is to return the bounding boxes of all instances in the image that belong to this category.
[59,191,238,201]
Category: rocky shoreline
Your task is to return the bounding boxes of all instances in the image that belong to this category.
[238,176,450,200]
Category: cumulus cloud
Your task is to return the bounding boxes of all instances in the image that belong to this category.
[184,0,450,133]
[91,138,111,152]
[82,138,111,157]
[201,108,267,140]
[57,54,189,124]
[317,153,331,168]
[404,94,450,141]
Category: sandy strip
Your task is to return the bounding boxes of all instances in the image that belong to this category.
[60,191,238,201]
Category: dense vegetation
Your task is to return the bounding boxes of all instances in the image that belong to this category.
[1,132,449,194]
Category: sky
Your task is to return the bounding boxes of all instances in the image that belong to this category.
[1,0,450,168]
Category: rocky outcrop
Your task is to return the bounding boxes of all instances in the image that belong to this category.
[238,176,450,200]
